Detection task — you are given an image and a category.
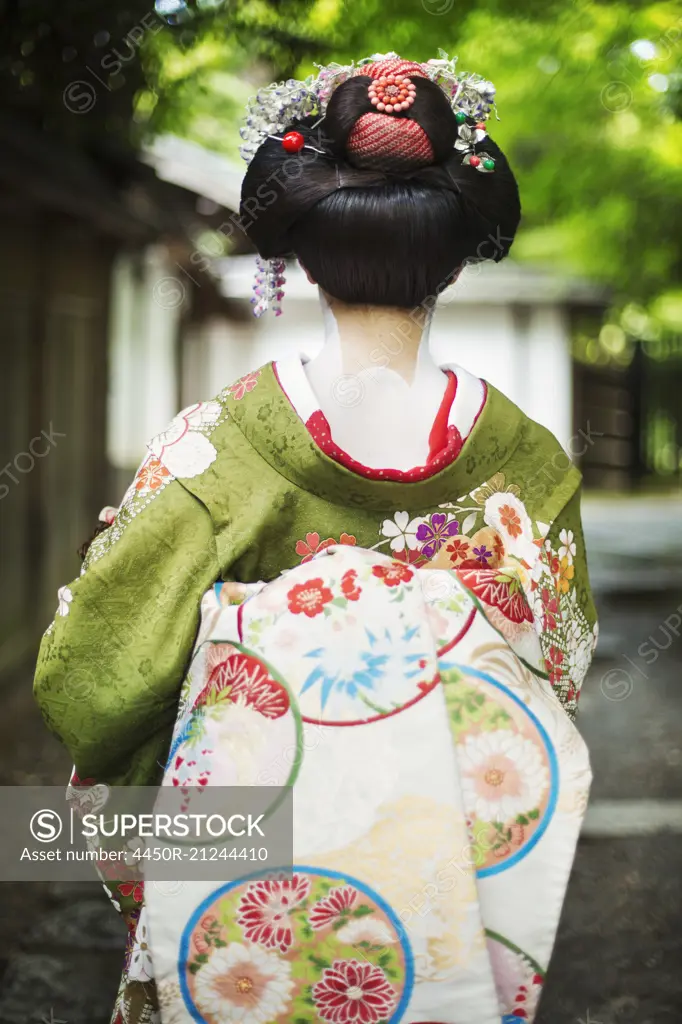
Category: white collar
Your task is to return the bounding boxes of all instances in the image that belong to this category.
[274,353,486,443]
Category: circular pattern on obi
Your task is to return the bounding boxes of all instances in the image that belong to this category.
[243,564,442,728]
[166,644,302,811]
[290,615,439,728]
[440,665,558,876]
[179,867,414,1024]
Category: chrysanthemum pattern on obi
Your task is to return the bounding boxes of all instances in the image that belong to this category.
[141,545,591,1024]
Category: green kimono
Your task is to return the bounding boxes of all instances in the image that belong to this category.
[34,359,597,793]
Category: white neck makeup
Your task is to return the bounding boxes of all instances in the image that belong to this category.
[302,290,451,471]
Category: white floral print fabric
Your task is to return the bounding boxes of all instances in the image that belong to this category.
[139,544,592,1024]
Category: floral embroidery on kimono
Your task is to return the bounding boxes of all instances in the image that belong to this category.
[223,368,262,401]
[368,472,597,716]
[148,401,222,478]
[33,360,597,1024]
[110,544,591,1024]
[79,399,227,574]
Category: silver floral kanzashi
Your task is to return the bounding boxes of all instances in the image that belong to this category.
[454,123,487,150]
[239,48,497,166]
[251,256,286,318]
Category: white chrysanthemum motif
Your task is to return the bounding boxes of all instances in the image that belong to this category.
[483,493,534,554]
[148,401,220,478]
[558,528,576,564]
[57,585,72,617]
[459,729,549,822]
[336,917,397,947]
[128,907,155,982]
[193,942,294,1024]
[380,511,424,552]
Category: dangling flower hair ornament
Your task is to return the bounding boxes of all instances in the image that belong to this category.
[240,49,498,316]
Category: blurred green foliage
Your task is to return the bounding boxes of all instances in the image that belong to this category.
[142,0,682,339]
[2,0,681,339]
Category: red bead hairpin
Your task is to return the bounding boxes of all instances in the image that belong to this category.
[267,130,326,155]
[281,131,305,153]
[368,74,417,114]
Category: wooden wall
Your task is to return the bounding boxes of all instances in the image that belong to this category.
[0,196,113,678]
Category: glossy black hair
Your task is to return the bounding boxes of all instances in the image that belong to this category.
[239,74,521,308]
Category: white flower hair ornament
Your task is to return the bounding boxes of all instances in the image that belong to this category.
[240,50,498,316]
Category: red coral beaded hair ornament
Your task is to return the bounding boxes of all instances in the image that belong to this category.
[368,72,417,112]
[239,51,498,316]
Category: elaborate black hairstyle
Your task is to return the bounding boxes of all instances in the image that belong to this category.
[239,73,521,309]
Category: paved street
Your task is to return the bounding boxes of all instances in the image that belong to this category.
[1,567,681,1022]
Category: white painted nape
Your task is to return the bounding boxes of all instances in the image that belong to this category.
[108,253,607,472]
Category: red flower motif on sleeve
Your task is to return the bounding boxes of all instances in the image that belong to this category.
[340,570,362,601]
[69,772,96,787]
[541,587,560,631]
[444,537,471,565]
[371,562,414,587]
[296,532,357,563]
[393,547,426,566]
[288,578,334,617]
[97,858,126,881]
[226,370,261,400]
[134,457,170,492]
[546,645,564,685]
[117,880,145,904]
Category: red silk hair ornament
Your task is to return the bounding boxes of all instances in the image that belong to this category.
[360,58,427,80]
[347,58,434,170]
[347,114,434,169]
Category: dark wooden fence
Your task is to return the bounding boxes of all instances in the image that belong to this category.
[573,339,682,490]
[0,204,113,673]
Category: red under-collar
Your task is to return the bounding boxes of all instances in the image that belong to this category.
[304,370,464,482]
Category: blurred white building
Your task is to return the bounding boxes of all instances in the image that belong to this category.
[199,256,607,452]
[108,134,610,480]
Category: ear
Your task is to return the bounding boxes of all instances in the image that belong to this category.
[298,259,316,285]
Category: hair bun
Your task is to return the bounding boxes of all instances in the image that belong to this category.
[323,60,459,172]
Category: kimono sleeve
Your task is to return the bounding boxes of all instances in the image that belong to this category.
[33,459,220,785]
[533,486,598,717]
